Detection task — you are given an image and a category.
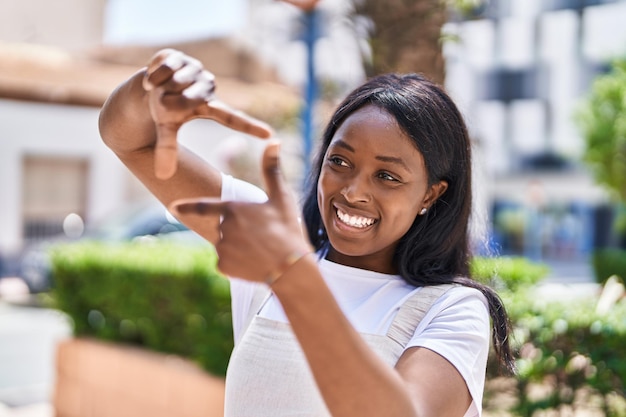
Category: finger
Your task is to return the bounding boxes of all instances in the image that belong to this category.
[154,123,179,180]
[261,140,290,204]
[156,63,202,93]
[157,59,209,94]
[200,100,273,139]
[182,78,216,101]
[143,49,185,91]
[168,197,231,218]
[157,72,215,112]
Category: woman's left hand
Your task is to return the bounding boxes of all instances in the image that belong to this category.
[169,140,312,283]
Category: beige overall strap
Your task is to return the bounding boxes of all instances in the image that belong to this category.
[240,284,272,336]
[386,284,454,348]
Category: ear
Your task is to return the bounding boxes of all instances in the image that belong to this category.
[422,180,448,209]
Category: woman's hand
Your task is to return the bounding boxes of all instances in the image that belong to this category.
[169,141,312,283]
[143,49,273,179]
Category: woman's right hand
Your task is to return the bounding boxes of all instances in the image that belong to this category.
[143,49,273,179]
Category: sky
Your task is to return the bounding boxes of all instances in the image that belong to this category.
[103,0,247,45]
[101,0,366,89]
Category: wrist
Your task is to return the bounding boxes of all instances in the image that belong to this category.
[265,248,314,287]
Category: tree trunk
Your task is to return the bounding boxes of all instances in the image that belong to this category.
[354,0,448,85]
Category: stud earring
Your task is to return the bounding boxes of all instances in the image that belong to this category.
[420,208,427,215]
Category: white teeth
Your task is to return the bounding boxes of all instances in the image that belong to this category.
[336,209,375,228]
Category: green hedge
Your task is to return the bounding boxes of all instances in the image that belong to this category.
[496,289,626,416]
[471,255,550,292]
[52,241,626,415]
[50,240,233,377]
[472,256,626,415]
[48,247,550,379]
[592,248,626,285]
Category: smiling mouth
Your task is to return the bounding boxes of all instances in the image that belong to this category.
[336,208,377,229]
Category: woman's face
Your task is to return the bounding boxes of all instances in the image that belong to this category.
[317,105,447,274]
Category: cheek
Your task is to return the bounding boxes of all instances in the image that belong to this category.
[388,196,422,228]
[317,171,340,224]
[316,187,323,214]
[316,175,327,214]
[317,170,334,204]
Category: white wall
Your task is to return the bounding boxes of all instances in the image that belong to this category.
[0,99,127,254]
[0,0,106,51]
[0,98,289,257]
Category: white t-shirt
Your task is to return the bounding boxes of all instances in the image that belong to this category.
[221,173,490,417]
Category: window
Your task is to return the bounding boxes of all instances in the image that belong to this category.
[21,156,88,241]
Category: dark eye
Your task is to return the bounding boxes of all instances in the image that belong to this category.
[377,171,399,182]
[328,156,349,167]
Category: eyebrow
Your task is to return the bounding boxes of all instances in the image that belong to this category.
[331,139,411,171]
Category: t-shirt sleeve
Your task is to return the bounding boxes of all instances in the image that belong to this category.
[220,172,268,204]
[220,172,269,344]
[407,287,491,417]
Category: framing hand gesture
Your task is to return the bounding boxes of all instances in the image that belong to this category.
[143,49,273,179]
[169,141,312,283]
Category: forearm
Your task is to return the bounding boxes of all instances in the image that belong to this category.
[272,257,419,417]
[98,68,223,241]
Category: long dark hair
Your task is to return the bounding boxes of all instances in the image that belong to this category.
[301,73,515,374]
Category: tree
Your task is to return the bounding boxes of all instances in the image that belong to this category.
[351,0,485,85]
[576,59,626,203]
[576,58,626,242]
[352,0,447,84]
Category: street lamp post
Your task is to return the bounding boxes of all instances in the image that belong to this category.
[279,0,320,186]
[301,7,318,183]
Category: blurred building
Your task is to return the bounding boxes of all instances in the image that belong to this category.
[2,0,624,275]
[0,0,300,274]
[443,0,626,262]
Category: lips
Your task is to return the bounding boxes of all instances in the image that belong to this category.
[335,207,377,229]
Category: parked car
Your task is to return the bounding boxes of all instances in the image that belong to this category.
[18,202,197,293]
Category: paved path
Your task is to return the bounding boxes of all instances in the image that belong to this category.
[0,403,52,417]
[0,278,71,416]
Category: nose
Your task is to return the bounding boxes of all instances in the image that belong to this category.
[340,173,371,203]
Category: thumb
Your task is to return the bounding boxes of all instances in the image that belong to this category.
[262,140,290,205]
[154,123,180,180]
[147,85,182,181]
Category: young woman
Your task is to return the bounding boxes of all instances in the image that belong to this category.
[99,49,514,417]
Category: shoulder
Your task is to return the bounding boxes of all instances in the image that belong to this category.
[411,284,491,352]
[408,285,491,416]
[434,284,489,313]
[426,285,490,334]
